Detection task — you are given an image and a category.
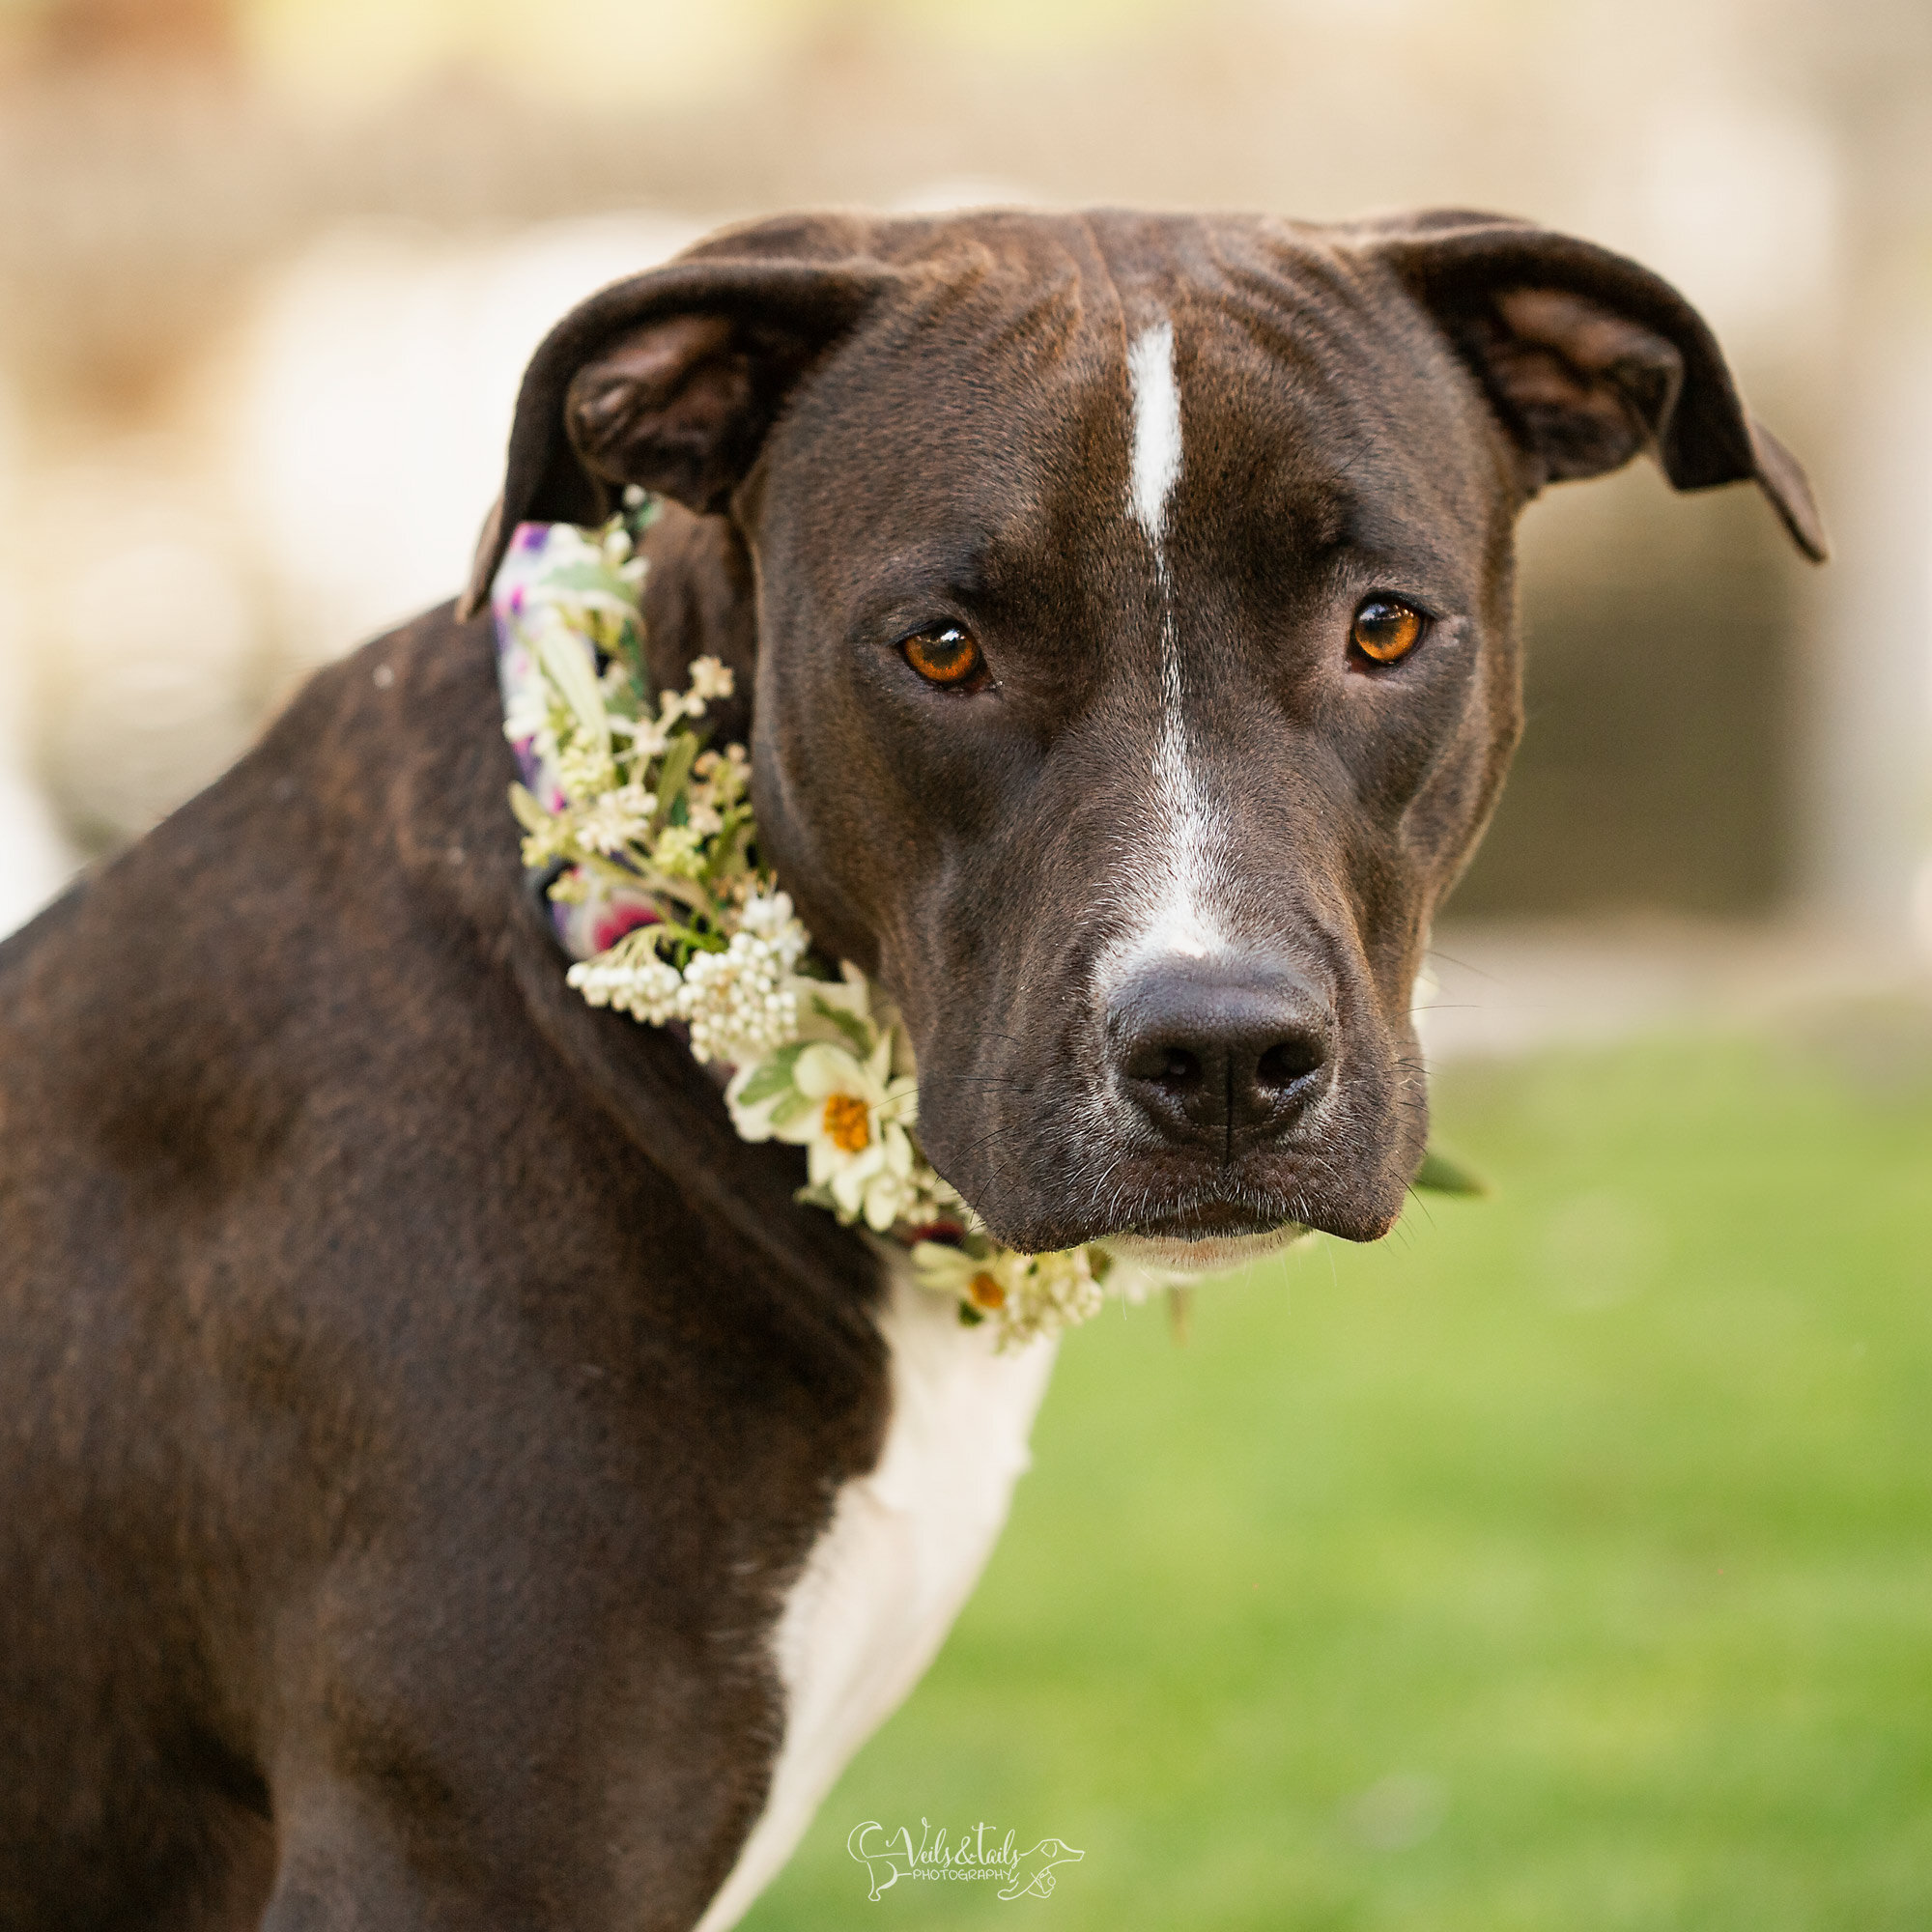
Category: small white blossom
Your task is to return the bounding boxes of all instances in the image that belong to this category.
[620,715,672,758]
[576,782,657,855]
[687,656,735,701]
[739,891,802,943]
[908,1238,1105,1345]
[996,1248,1105,1349]
[651,825,706,879]
[566,934,683,1025]
[677,918,810,1065]
[555,737,617,803]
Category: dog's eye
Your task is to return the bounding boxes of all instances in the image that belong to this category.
[1350,598,1427,665]
[901,624,988,691]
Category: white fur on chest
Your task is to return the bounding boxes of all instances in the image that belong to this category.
[693,1261,1059,1932]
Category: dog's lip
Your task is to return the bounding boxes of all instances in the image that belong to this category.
[1132,1199,1279,1239]
[1109,1199,1310,1277]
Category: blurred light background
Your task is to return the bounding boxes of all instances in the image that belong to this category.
[0,0,1928,993]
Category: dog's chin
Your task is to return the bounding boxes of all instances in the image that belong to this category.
[1106,1223,1312,1277]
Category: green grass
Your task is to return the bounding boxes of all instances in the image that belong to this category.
[743,1012,1932,1931]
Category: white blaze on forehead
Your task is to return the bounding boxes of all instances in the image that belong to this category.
[1096,312,1233,982]
[1126,321,1182,542]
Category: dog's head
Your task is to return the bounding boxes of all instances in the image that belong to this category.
[467,209,1822,1264]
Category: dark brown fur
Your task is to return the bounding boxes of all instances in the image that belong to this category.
[0,611,888,1927]
[0,207,1819,1928]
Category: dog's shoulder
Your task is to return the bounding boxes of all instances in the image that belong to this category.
[0,599,615,1321]
[0,594,885,1382]
[0,600,509,1132]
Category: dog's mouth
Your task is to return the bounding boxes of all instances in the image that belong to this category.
[1106,1199,1311,1277]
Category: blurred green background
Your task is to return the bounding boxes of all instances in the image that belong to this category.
[746,1015,1932,1930]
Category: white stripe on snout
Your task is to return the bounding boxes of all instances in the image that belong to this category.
[1127,322,1182,543]
[1097,318,1231,981]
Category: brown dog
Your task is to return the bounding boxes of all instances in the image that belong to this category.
[0,208,1822,1930]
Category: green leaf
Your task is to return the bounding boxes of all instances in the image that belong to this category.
[544,561,639,607]
[1413,1145,1491,1196]
[704,813,756,886]
[533,624,609,751]
[653,732,699,813]
[810,997,873,1056]
[506,782,550,835]
[733,1043,808,1107]
[770,1091,815,1129]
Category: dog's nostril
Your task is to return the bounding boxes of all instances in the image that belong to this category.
[1257,1037,1323,1091]
[1158,1047,1201,1088]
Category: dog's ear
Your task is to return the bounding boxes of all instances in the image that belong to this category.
[1359,212,1827,561]
[635,502,758,746]
[459,232,897,616]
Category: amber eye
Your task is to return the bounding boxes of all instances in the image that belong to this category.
[1350,598,1426,665]
[901,624,987,690]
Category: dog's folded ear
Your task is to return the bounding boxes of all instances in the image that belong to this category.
[1358,211,1827,561]
[459,227,899,616]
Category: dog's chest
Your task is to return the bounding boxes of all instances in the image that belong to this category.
[694,1263,1058,1932]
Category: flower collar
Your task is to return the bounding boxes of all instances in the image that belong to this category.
[494,492,1127,1345]
[494,494,1478,1348]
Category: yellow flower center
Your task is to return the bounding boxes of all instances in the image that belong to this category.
[822,1092,872,1153]
[967,1271,1006,1311]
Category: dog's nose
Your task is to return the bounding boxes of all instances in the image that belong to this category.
[1106,956,1333,1146]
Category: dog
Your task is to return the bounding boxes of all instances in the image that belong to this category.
[0,206,1823,1929]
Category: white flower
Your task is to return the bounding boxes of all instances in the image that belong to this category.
[910,1241,1023,1317]
[576,782,657,855]
[751,1036,920,1232]
[739,891,800,942]
[789,959,883,1049]
[687,655,735,701]
[698,743,751,808]
[677,915,810,1065]
[609,711,669,757]
[555,736,618,803]
[911,1239,1105,1345]
[997,1247,1105,1348]
[531,611,611,755]
[566,932,683,1025]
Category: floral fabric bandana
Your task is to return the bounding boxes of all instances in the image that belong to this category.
[493,493,1137,1346]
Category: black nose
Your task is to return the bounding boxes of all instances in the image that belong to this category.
[1107,956,1333,1146]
